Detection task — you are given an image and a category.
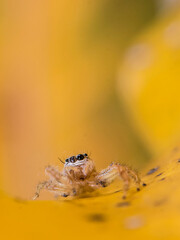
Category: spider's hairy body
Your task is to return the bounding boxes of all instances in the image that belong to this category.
[33,153,146,200]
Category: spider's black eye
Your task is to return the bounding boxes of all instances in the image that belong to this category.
[65,158,69,163]
[84,153,88,157]
[70,156,76,163]
[76,154,84,160]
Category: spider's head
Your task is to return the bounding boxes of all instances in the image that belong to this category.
[64,153,89,167]
[63,153,95,179]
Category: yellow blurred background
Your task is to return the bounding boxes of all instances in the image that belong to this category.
[1,0,180,201]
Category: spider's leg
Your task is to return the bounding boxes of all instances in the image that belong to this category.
[95,165,119,187]
[33,180,74,200]
[125,168,140,190]
[119,170,131,199]
[128,169,140,183]
[127,168,146,189]
[45,165,64,183]
[95,163,141,199]
[33,180,58,200]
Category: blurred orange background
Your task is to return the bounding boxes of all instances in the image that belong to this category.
[1,0,180,201]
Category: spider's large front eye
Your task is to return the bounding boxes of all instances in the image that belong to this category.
[84,153,88,157]
[70,156,76,163]
[76,154,84,160]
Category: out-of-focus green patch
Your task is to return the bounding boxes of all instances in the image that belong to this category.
[82,0,157,47]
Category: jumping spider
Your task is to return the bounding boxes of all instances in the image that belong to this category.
[33,153,146,200]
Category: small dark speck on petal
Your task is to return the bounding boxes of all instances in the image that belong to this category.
[116,201,130,207]
[160,177,166,181]
[173,147,179,152]
[154,198,167,206]
[146,167,159,175]
[87,213,107,222]
[155,172,163,177]
[14,197,27,204]
[178,159,180,163]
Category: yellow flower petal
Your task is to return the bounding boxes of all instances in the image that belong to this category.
[0,145,180,239]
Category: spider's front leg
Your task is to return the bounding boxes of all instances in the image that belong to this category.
[33,180,60,200]
[95,163,145,199]
[33,166,77,200]
[33,179,79,199]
